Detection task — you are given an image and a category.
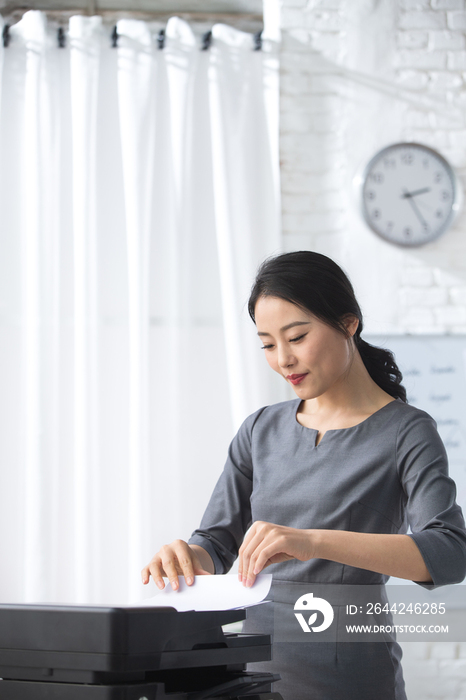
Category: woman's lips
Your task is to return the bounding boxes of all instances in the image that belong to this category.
[286,373,308,385]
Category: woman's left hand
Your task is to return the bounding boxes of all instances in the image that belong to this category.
[238,521,317,587]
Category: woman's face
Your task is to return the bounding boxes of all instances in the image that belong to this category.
[254,296,358,400]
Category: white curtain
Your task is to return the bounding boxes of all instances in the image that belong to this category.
[0,11,284,605]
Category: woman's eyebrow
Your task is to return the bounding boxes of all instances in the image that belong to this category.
[257,321,310,337]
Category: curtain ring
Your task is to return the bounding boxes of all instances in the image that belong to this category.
[57,27,66,48]
[201,30,212,51]
[111,25,118,48]
[3,24,10,48]
[157,28,165,50]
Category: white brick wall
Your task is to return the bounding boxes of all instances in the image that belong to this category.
[277,0,466,696]
[430,29,465,48]
[279,0,466,339]
[448,10,466,29]
[399,11,448,29]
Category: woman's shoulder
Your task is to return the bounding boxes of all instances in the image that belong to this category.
[386,400,447,466]
[387,398,437,427]
[378,400,441,449]
[238,399,300,434]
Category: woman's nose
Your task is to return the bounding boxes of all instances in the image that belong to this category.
[277,347,295,368]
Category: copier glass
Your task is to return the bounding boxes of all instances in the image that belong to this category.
[0,603,283,699]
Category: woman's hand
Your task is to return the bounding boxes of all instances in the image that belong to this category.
[141,541,214,591]
[238,521,317,587]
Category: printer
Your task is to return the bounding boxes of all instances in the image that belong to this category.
[0,603,283,699]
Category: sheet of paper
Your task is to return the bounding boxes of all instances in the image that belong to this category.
[137,574,272,612]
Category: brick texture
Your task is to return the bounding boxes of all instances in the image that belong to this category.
[399,11,447,29]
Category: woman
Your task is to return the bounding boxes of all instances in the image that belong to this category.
[142,251,466,700]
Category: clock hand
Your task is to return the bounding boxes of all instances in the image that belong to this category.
[403,188,429,230]
[401,187,431,199]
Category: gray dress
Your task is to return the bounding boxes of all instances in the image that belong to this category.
[188,398,466,700]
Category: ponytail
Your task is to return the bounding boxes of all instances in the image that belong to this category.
[355,337,407,403]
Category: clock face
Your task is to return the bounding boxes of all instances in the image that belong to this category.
[361,143,459,247]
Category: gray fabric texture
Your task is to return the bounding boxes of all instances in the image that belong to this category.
[188,398,466,699]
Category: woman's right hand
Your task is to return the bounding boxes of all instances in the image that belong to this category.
[141,541,214,591]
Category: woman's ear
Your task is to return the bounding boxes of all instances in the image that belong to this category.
[342,315,359,338]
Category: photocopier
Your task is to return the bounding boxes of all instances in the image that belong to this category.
[0,603,283,699]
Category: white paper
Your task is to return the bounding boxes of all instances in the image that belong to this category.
[137,574,272,612]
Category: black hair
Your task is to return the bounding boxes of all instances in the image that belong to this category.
[248,251,407,403]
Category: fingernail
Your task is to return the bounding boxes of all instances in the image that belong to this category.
[186,576,193,585]
[156,580,164,590]
[171,580,178,591]
[238,573,242,582]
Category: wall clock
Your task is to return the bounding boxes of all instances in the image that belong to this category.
[360,142,461,247]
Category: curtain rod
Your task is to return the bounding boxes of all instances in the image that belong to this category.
[0,8,263,26]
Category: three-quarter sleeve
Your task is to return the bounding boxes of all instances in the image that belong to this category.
[397,410,466,588]
[188,407,265,574]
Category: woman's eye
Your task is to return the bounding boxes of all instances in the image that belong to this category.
[261,333,307,349]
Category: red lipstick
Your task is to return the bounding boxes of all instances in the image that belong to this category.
[286,373,308,385]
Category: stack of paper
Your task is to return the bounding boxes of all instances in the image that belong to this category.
[138,574,272,612]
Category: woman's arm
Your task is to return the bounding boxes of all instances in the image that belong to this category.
[237,522,432,587]
[397,412,466,588]
[313,529,431,582]
[187,410,261,575]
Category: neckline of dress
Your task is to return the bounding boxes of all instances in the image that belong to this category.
[293,397,400,445]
